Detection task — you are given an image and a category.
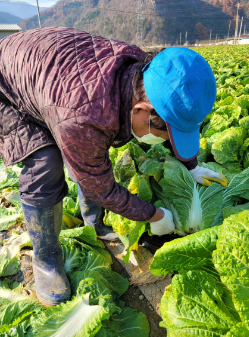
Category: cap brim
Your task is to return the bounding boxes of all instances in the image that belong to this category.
[166,123,199,161]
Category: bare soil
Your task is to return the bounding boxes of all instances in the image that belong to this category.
[109,248,166,337]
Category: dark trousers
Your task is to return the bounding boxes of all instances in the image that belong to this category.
[19,145,69,207]
[19,145,104,228]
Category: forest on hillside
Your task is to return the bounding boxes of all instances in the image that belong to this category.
[19,0,249,46]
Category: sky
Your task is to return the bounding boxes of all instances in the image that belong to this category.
[2,0,57,8]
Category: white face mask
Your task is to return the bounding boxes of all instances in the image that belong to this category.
[131,110,165,145]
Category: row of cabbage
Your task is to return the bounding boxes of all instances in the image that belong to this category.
[0,160,149,336]
[106,45,249,336]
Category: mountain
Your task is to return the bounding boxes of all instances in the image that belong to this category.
[0,0,48,20]
[19,0,249,45]
[0,10,22,23]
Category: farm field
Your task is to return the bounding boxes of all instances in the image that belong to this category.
[1,44,249,336]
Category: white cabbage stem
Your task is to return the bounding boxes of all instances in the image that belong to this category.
[188,183,202,233]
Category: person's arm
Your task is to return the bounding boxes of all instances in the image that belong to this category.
[51,116,156,222]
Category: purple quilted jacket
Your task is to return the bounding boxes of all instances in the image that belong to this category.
[0,27,158,221]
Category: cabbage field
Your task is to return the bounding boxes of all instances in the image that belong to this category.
[1,44,249,336]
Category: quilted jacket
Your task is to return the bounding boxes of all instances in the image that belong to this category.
[0,27,158,221]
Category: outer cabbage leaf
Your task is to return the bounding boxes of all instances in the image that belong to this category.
[122,221,147,264]
[234,95,249,110]
[103,211,135,235]
[30,294,110,337]
[95,301,150,337]
[72,272,114,305]
[62,246,85,273]
[150,226,220,277]
[0,279,27,306]
[0,167,20,190]
[159,156,225,235]
[60,237,111,264]
[126,142,146,168]
[137,175,153,202]
[145,144,171,160]
[113,149,137,188]
[1,188,21,206]
[0,255,19,277]
[225,323,249,336]
[202,113,231,138]
[139,159,163,182]
[213,211,249,328]
[78,251,129,297]
[59,226,103,248]
[239,116,249,129]
[223,167,249,202]
[160,270,238,337]
[127,173,141,194]
[223,203,249,219]
[211,127,247,164]
[197,138,208,162]
[1,232,31,259]
[0,207,23,231]
[0,299,40,333]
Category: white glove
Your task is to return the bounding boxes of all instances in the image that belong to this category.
[150,207,175,236]
[189,166,229,187]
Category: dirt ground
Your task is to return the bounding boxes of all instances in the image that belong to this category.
[108,248,166,337]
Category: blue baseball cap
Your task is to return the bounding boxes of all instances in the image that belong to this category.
[143,47,216,161]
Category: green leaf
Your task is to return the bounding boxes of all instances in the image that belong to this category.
[211,127,247,165]
[60,226,103,248]
[127,173,141,194]
[78,251,129,298]
[0,255,20,277]
[160,271,238,337]
[0,208,23,231]
[223,203,249,219]
[202,113,231,138]
[113,149,137,188]
[0,279,27,306]
[145,144,171,160]
[73,272,114,305]
[103,211,135,235]
[159,156,225,235]
[62,246,85,274]
[0,299,40,328]
[95,301,150,337]
[0,168,20,190]
[224,167,249,202]
[137,175,153,202]
[31,294,110,337]
[213,210,249,328]
[239,116,249,129]
[234,95,249,110]
[197,138,208,162]
[139,159,163,182]
[150,226,220,277]
[122,221,147,264]
[225,323,249,336]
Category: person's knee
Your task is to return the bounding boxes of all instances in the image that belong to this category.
[19,146,68,207]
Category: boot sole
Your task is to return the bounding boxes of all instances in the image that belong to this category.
[36,293,69,307]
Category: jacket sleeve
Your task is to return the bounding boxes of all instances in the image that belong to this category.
[51,116,156,222]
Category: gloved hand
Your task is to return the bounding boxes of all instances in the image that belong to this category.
[150,207,175,236]
[189,166,229,187]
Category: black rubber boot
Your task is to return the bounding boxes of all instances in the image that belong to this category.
[77,185,120,242]
[22,201,71,306]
